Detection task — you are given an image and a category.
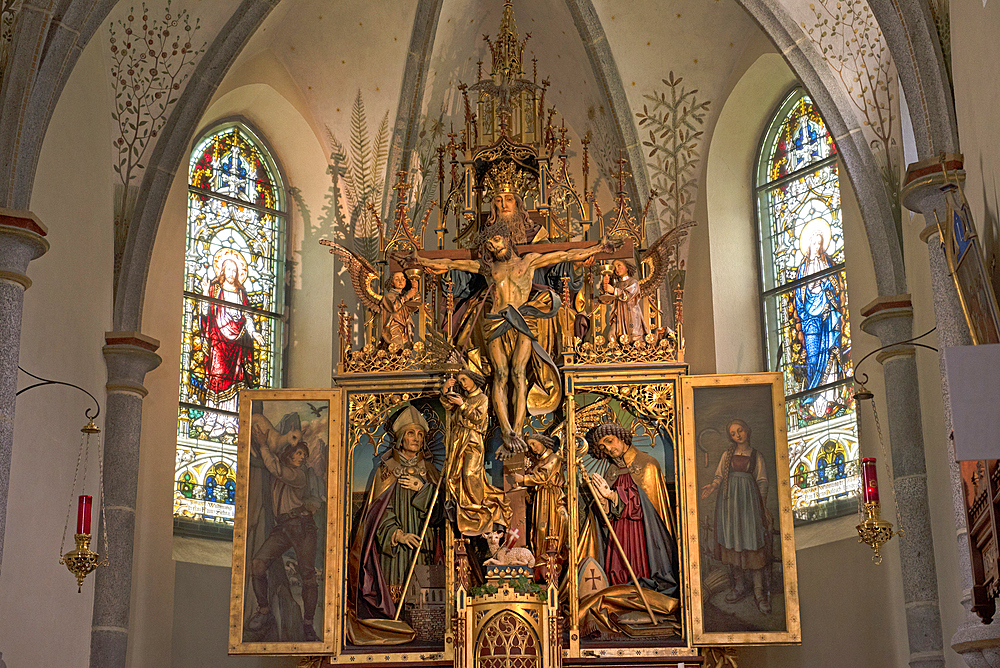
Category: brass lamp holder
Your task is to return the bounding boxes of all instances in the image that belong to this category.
[57,418,109,591]
[852,384,905,564]
[850,326,938,565]
[60,533,102,591]
[16,367,107,591]
[856,501,896,565]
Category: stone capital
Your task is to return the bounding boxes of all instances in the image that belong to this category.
[952,618,1000,667]
[901,155,964,232]
[859,294,915,353]
[102,332,162,398]
[0,209,49,290]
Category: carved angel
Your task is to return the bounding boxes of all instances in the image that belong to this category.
[320,240,420,348]
[600,222,694,342]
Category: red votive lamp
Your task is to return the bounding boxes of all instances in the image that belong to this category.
[77,495,93,535]
[861,458,880,504]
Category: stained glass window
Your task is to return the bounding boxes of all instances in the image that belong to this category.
[756,91,859,524]
[174,124,287,528]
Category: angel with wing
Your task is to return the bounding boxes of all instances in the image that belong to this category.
[600,223,693,342]
[321,241,421,348]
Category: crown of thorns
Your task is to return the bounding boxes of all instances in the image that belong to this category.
[479,217,517,247]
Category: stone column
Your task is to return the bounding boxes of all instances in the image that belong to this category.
[859,296,944,668]
[0,210,48,575]
[90,332,161,668]
[902,157,1000,667]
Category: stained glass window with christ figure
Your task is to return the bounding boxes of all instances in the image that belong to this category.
[756,90,859,524]
[174,123,287,529]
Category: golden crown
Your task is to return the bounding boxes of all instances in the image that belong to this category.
[483,161,533,199]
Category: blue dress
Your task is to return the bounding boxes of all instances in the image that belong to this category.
[794,255,842,392]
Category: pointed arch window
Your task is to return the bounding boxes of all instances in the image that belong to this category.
[173,123,287,528]
[756,90,859,524]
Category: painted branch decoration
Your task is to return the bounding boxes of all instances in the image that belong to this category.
[635,72,710,236]
[0,0,19,78]
[804,0,900,227]
[108,1,203,288]
[109,1,203,190]
[327,90,390,267]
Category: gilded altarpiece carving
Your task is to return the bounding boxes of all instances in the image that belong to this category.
[230,4,800,665]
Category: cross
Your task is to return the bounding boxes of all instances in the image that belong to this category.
[393,170,411,222]
[585,567,601,588]
[616,155,631,194]
[393,170,410,198]
[558,121,570,154]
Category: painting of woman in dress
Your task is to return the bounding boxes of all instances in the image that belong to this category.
[700,419,772,614]
[684,376,798,641]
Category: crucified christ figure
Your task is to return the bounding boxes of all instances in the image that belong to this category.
[398,230,620,454]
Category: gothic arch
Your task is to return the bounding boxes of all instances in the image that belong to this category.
[113,0,282,332]
[383,0,444,214]
[384,0,650,226]
[563,0,650,227]
[866,0,959,158]
[0,0,117,209]
[733,0,906,297]
[102,0,913,333]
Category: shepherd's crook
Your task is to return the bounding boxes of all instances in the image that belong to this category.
[393,409,453,621]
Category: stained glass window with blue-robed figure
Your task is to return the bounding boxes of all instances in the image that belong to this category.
[756,91,859,524]
[174,124,287,529]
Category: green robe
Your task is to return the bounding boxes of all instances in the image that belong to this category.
[371,451,440,590]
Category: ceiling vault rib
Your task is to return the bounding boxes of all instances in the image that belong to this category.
[113,0,282,332]
[382,0,445,219]
[563,0,650,237]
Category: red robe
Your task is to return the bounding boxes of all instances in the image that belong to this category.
[204,282,255,398]
[605,472,649,585]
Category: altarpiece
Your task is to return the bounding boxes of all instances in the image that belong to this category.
[229,4,800,665]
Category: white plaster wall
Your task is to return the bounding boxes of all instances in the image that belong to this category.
[0,36,115,667]
[950,1,1000,252]
[706,53,794,374]
[171,561,293,668]
[130,126,186,668]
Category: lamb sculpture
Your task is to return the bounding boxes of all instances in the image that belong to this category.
[483,530,536,568]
